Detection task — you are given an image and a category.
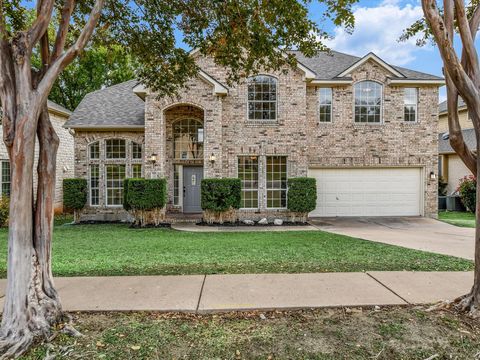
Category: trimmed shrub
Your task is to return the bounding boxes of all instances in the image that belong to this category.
[287,177,317,213]
[123,178,167,226]
[458,175,476,213]
[63,178,87,210]
[201,178,241,224]
[0,196,9,227]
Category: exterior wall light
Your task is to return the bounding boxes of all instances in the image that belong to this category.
[149,153,158,164]
[430,171,436,180]
[209,153,216,163]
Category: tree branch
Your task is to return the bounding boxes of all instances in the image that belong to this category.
[27,0,55,52]
[422,0,479,106]
[469,3,480,39]
[51,0,76,63]
[36,0,105,108]
[446,74,477,174]
[454,0,479,79]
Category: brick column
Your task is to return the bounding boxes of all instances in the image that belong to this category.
[204,96,224,178]
[144,95,166,179]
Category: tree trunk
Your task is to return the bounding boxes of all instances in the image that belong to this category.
[0,106,63,358]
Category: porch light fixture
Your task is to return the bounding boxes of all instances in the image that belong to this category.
[209,153,216,163]
[430,171,436,180]
[149,153,158,164]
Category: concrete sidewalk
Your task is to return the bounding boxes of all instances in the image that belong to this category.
[0,271,473,312]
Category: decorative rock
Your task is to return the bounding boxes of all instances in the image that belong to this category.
[273,219,283,226]
[243,220,255,225]
[258,218,268,225]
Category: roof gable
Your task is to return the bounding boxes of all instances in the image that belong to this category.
[337,52,405,78]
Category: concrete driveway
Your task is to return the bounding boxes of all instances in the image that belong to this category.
[310,217,475,260]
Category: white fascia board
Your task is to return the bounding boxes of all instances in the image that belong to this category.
[388,78,445,86]
[309,79,353,86]
[133,83,147,99]
[338,53,405,78]
[198,70,229,95]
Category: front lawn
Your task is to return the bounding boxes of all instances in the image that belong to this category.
[439,211,476,228]
[21,307,480,359]
[0,224,472,277]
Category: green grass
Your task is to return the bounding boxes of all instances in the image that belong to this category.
[20,307,480,359]
[439,211,476,228]
[0,223,472,277]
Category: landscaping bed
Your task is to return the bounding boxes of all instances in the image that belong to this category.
[0,224,472,277]
[20,306,480,359]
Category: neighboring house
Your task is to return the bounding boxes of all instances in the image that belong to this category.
[64,50,443,222]
[438,99,475,194]
[0,100,73,212]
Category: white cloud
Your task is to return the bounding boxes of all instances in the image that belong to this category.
[325,1,432,66]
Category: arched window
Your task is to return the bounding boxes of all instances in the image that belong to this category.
[354,81,382,123]
[89,141,100,159]
[173,119,204,160]
[247,75,277,121]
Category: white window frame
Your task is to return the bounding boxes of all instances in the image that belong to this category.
[266,155,288,209]
[247,75,278,121]
[89,164,100,206]
[105,164,126,207]
[237,156,260,209]
[353,80,383,124]
[89,141,100,160]
[318,87,333,123]
[404,87,418,122]
[105,139,127,160]
[0,160,10,197]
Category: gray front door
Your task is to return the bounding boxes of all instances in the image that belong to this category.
[183,167,203,213]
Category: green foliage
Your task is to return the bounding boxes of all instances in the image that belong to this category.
[439,176,448,196]
[3,1,358,98]
[458,176,476,213]
[63,179,88,210]
[287,177,317,213]
[201,178,241,212]
[0,197,9,227]
[123,178,167,211]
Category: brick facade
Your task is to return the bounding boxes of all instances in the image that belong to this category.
[74,55,439,220]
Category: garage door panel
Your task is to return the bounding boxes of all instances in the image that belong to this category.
[308,168,422,217]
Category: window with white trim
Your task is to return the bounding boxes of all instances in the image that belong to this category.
[1,161,10,197]
[247,75,277,121]
[404,87,418,122]
[132,164,142,178]
[238,156,259,209]
[132,142,143,159]
[89,141,100,159]
[106,164,125,206]
[266,156,287,208]
[354,81,382,123]
[106,139,126,159]
[319,88,332,123]
[173,119,204,160]
[89,164,100,206]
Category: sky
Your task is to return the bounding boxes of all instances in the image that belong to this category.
[305,0,480,102]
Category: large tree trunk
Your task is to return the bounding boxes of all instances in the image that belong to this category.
[0,106,63,358]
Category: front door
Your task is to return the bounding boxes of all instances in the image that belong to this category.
[183,166,203,213]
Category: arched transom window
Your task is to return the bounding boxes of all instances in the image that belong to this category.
[354,81,382,123]
[247,75,277,121]
[173,119,204,160]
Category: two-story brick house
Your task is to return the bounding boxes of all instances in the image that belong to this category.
[64,50,443,222]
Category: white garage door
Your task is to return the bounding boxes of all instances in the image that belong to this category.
[308,168,423,217]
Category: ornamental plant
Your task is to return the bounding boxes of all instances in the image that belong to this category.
[123,178,167,226]
[63,179,88,224]
[287,177,317,222]
[458,175,476,213]
[201,178,241,224]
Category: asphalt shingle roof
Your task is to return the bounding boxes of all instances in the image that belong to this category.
[439,128,476,154]
[64,80,144,128]
[66,51,442,128]
[47,100,71,116]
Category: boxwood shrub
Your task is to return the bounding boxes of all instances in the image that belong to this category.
[287,177,317,213]
[201,178,241,212]
[63,178,87,210]
[123,178,167,211]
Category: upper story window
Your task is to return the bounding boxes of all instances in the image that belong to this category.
[173,119,204,160]
[89,141,100,159]
[319,88,332,123]
[132,142,143,159]
[105,139,126,159]
[354,81,382,123]
[247,75,277,121]
[404,88,418,122]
